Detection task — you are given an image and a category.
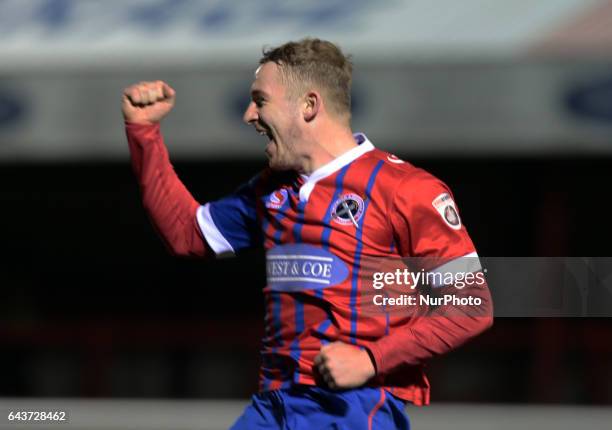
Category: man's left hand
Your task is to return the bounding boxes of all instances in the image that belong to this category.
[313,342,376,389]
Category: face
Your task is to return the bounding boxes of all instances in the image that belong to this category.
[243,62,304,170]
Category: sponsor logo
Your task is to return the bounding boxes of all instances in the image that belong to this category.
[266,244,349,292]
[266,188,288,209]
[387,154,404,164]
[432,193,461,230]
[331,193,364,227]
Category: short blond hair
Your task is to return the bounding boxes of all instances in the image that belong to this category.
[260,38,353,120]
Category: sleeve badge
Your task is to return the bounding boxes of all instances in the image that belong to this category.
[432,193,462,230]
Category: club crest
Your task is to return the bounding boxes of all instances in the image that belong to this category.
[331,194,364,227]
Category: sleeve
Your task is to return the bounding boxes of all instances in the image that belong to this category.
[125,122,208,258]
[196,175,262,256]
[367,173,493,375]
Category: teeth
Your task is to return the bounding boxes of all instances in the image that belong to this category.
[257,130,272,139]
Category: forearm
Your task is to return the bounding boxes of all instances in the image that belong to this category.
[125,122,208,258]
[368,281,493,375]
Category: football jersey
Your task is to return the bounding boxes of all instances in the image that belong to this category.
[196,133,478,405]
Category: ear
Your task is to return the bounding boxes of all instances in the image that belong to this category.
[303,91,321,122]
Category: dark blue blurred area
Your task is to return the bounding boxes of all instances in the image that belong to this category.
[565,75,612,123]
[0,89,26,127]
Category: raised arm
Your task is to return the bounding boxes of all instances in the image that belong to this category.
[122,81,209,258]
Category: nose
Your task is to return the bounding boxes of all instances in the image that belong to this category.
[243,101,258,125]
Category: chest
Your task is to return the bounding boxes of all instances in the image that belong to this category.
[258,179,393,256]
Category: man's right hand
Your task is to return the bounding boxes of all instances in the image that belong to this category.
[122,81,176,125]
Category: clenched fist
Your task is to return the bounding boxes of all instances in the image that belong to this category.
[122,80,176,125]
[314,342,376,390]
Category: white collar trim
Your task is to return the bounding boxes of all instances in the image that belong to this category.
[299,133,374,202]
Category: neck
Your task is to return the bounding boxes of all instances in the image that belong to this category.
[298,123,358,175]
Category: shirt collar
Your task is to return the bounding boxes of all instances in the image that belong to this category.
[299,132,374,202]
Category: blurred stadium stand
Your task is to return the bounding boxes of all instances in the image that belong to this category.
[1,0,612,425]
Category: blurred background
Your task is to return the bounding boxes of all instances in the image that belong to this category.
[1,0,612,427]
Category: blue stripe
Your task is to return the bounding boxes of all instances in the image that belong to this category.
[317,318,333,336]
[383,289,390,336]
[291,199,306,242]
[350,161,384,344]
[260,195,273,390]
[290,199,307,379]
[315,164,351,345]
[262,195,289,390]
[321,165,351,249]
[386,241,394,335]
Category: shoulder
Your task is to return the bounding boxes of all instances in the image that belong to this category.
[364,147,449,194]
[361,151,469,238]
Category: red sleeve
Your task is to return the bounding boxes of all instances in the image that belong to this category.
[368,172,493,375]
[125,122,209,258]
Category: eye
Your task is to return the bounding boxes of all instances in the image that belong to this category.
[254,97,265,108]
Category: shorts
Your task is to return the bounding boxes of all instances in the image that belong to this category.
[229,385,410,430]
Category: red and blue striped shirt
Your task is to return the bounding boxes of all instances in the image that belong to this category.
[126,123,493,405]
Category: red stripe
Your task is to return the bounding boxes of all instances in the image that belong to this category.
[367,388,386,430]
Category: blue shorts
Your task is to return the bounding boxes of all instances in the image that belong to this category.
[230,385,410,430]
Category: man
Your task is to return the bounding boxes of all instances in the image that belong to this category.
[122,38,492,429]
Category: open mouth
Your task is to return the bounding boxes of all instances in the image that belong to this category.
[259,130,273,140]
[255,123,274,141]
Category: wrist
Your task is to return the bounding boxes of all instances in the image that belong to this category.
[361,347,377,378]
[364,343,384,376]
[125,120,160,128]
